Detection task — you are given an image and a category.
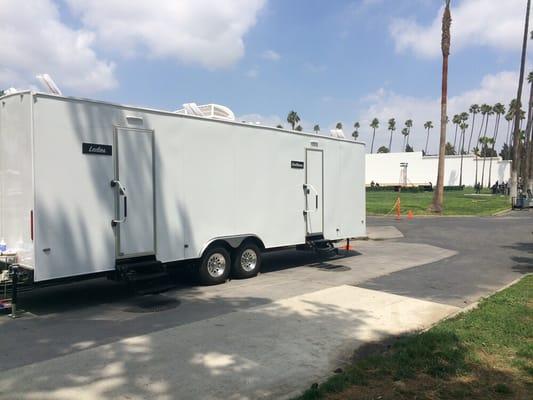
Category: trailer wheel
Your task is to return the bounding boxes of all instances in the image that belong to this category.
[198,247,231,285]
[232,242,262,279]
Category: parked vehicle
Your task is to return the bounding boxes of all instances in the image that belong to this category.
[0,91,366,288]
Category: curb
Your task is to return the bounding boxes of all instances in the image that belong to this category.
[434,273,531,325]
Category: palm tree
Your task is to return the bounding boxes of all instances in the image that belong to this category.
[510,0,530,202]
[488,102,506,187]
[401,127,409,151]
[445,142,455,155]
[477,104,492,144]
[473,105,490,187]
[336,122,343,130]
[370,118,379,153]
[405,119,413,146]
[452,114,461,148]
[295,125,303,132]
[352,122,360,140]
[276,124,283,129]
[287,111,300,130]
[423,121,434,154]
[479,136,494,188]
[459,122,468,186]
[467,104,480,153]
[387,118,396,151]
[313,124,320,134]
[430,0,451,213]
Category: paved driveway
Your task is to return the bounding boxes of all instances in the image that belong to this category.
[0,213,531,399]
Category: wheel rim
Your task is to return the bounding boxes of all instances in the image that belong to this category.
[207,253,226,278]
[240,249,258,272]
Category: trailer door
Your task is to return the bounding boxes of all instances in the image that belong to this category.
[305,149,324,235]
[113,128,155,258]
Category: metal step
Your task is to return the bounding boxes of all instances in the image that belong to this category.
[117,260,167,282]
[306,239,339,257]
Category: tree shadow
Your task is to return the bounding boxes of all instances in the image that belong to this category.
[0,285,396,400]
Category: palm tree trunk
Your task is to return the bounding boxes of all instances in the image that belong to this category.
[430,0,451,213]
[371,129,376,153]
[481,149,487,188]
[510,0,530,202]
[488,114,501,187]
[475,153,479,186]
[453,123,458,148]
[506,120,512,159]
[424,129,430,154]
[388,131,393,151]
[459,128,465,186]
[477,114,486,146]
[402,136,406,151]
[467,113,476,153]
[524,80,533,190]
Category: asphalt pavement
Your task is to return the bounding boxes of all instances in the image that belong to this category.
[0,212,531,399]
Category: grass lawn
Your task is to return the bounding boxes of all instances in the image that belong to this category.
[367,188,511,216]
[296,275,532,400]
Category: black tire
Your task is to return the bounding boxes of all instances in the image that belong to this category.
[198,246,231,285]
[232,242,262,279]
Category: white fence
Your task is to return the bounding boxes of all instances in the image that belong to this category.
[366,152,511,187]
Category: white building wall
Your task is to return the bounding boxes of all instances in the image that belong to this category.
[366,152,511,186]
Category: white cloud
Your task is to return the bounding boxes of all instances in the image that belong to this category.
[304,63,327,73]
[246,68,259,79]
[390,0,531,58]
[0,0,116,93]
[66,0,266,69]
[261,50,281,61]
[358,70,526,153]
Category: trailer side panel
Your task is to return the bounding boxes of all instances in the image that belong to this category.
[0,93,34,267]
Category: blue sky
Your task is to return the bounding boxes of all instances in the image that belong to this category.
[1,0,530,153]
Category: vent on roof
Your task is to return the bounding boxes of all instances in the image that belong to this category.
[175,103,235,121]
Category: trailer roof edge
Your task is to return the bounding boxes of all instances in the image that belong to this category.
[24,91,366,146]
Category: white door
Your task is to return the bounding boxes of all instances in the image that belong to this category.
[113,128,155,258]
[305,149,324,235]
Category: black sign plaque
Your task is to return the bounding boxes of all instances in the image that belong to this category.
[82,143,112,156]
[291,160,304,169]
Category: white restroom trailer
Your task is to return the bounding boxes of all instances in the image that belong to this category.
[0,91,366,286]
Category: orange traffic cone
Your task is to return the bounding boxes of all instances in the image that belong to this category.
[395,197,401,220]
[407,210,413,220]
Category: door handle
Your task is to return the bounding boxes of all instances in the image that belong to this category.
[111,180,127,226]
[123,195,128,219]
[303,184,319,214]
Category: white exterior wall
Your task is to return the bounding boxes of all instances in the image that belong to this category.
[366,152,510,186]
[0,93,34,266]
[20,93,365,282]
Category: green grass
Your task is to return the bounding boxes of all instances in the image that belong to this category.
[367,187,511,216]
[296,275,533,400]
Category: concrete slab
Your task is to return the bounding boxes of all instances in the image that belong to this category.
[0,285,458,400]
[0,241,456,373]
[366,225,404,240]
